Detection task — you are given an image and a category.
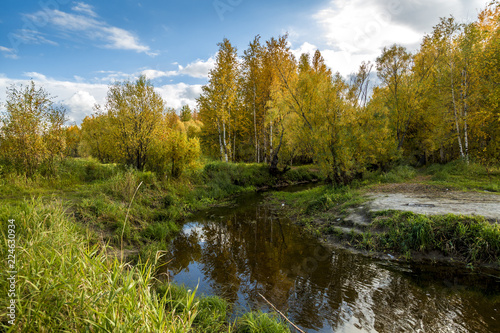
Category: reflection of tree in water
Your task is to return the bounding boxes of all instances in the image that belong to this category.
[165,195,500,332]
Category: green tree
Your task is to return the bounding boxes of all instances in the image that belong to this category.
[180,104,192,122]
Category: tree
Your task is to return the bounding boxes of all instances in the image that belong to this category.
[198,38,240,162]
[79,106,114,162]
[376,45,416,151]
[64,124,81,157]
[0,81,67,176]
[106,75,165,170]
[180,105,192,122]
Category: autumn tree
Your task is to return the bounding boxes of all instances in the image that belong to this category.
[64,124,82,157]
[376,45,415,152]
[198,38,240,162]
[79,106,114,162]
[180,104,192,122]
[0,81,67,176]
[242,35,273,163]
[106,75,165,169]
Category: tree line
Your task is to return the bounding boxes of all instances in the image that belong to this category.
[0,76,201,179]
[0,2,498,184]
[198,2,499,182]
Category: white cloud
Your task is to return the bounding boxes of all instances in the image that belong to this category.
[314,0,422,54]
[72,2,98,17]
[139,57,216,81]
[0,74,107,123]
[311,0,487,77]
[140,69,178,80]
[291,42,318,60]
[23,6,152,54]
[100,26,150,53]
[0,46,18,59]
[0,74,203,123]
[11,29,58,46]
[155,83,203,110]
[23,72,48,81]
[179,57,216,78]
[65,90,97,122]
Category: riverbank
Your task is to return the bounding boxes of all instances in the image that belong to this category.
[0,158,320,332]
[269,162,500,270]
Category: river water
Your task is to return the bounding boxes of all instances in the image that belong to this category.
[163,185,500,332]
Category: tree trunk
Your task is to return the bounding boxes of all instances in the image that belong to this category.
[462,69,469,164]
[450,62,465,160]
[253,85,259,163]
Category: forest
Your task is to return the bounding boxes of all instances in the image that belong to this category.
[0,4,498,181]
[0,2,499,333]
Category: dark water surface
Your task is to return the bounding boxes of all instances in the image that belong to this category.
[163,185,500,332]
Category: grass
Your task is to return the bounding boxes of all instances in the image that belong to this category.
[0,199,294,332]
[0,199,199,332]
[366,211,500,264]
[236,311,291,333]
[360,165,418,185]
[269,160,500,267]
[424,160,500,192]
[0,158,314,332]
[269,185,366,234]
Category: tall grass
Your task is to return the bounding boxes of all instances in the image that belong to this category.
[425,160,500,192]
[0,199,199,332]
[370,211,500,263]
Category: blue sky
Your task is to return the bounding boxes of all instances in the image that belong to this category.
[0,0,488,123]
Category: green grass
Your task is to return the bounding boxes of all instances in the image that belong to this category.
[0,158,310,332]
[361,165,418,185]
[0,199,200,332]
[0,199,293,332]
[424,160,500,192]
[236,311,291,333]
[270,185,364,218]
[368,211,500,264]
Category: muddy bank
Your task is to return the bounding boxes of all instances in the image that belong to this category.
[306,184,500,269]
[366,183,500,221]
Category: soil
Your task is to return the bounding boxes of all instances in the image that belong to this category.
[317,183,500,269]
[365,183,500,222]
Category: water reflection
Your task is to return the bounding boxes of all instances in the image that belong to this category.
[162,189,500,332]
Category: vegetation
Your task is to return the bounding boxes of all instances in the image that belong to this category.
[0,1,499,331]
[271,161,500,266]
[368,211,500,264]
[198,2,499,182]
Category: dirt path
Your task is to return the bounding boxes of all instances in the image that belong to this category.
[365,183,500,221]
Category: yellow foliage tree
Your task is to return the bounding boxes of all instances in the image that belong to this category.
[0,81,67,176]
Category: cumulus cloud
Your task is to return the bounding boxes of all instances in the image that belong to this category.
[311,0,486,77]
[65,90,97,122]
[0,74,107,123]
[139,57,216,81]
[155,83,203,110]
[0,73,203,123]
[179,57,216,78]
[22,4,152,54]
[291,42,318,60]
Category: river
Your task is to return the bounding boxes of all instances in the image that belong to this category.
[162,184,500,332]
